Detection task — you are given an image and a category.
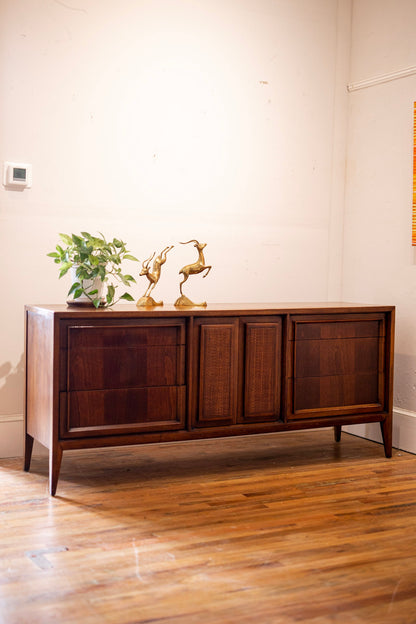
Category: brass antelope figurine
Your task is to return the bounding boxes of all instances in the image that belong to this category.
[174,239,212,307]
[136,245,174,307]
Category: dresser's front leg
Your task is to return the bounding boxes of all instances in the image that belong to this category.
[380,416,393,458]
[49,444,63,496]
[23,433,34,471]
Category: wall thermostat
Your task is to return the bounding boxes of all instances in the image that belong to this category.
[3,162,32,189]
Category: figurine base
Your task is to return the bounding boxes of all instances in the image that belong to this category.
[174,294,207,308]
[136,296,163,308]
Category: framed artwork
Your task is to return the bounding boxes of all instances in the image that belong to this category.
[413,102,416,245]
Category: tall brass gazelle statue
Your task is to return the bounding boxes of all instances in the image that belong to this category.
[136,245,174,307]
[174,240,212,307]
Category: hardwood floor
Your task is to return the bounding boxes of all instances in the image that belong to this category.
[1,430,416,623]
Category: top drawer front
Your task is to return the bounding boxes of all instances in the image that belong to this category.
[66,322,185,391]
[68,324,183,349]
[294,319,382,341]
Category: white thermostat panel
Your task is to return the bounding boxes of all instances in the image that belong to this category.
[3,162,32,189]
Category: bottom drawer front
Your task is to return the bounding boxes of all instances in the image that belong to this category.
[61,387,185,436]
[293,373,380,413]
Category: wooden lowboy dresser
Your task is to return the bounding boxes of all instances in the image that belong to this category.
[24,303,395,495]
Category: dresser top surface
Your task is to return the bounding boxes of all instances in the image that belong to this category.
[25,302,395,319]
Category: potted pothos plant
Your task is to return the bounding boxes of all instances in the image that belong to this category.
[47,231,138,308]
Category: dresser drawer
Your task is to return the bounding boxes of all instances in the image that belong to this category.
[59,319,186,436]
[294,336,380,378]
[62,321,185,390]
[287,314,386,419]
[60,386,186,437]
[293,319,382,341]
[68,342,184,390]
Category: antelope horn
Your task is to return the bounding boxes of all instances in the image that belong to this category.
[180,240,199,245]
[142,252,155,267]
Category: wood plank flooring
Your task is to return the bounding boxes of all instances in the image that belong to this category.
[1,430,416,623]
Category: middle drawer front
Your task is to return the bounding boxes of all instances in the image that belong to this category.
[66,322,185,391]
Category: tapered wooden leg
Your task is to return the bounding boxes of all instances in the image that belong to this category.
[49,445,63,496]
[24,434,34,472]
[334,425,342,443]
[380,417,393,458]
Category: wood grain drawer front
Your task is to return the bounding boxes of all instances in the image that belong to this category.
[194,319,239,427]
[66,323,185,390]
[289,316,385,419]
[294,319,381,341]
[293,374,379,412]
[60,386,185,437]
[241,319,282,422]
[295,337,379,378]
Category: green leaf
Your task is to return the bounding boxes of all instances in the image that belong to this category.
[124,254,139,262]
[68,281,81,295]
[73,288,83,299]
[76,265,89,278]
[89,254,100,266]
[72,234,84,246]
[47,252,60,258]
[59,233,73,245]
[59,262,72,278]
[120,292,134,301]
[120,274,136,286]
[89,267,100,279]
[92,298,101,309]
[105,285,115,305]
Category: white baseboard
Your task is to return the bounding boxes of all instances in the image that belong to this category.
[1,408,415,458]
[0,414,46,458]
[0,415,24,458]
[343,407,416,455]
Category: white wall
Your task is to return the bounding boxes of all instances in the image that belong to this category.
[342,0,416,452]
[0,0,351,457]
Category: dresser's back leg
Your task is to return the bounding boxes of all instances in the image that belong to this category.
[23,434,34,471]
[334,425,342,443]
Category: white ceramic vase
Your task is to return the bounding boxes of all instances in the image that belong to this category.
[67,266,105,306]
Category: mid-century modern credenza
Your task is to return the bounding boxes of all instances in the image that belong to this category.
[24,303,395,495]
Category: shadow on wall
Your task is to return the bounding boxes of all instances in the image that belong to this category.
[0,354,25,415]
